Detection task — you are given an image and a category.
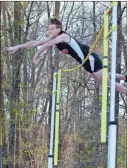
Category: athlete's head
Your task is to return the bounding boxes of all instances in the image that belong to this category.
[49,18,62,37]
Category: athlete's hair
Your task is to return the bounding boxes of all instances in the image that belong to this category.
[49,18,62,29]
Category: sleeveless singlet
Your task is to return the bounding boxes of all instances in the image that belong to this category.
[55,30,103,73]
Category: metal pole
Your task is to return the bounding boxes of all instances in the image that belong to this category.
[48,72,57,168]
[108,2,117,168]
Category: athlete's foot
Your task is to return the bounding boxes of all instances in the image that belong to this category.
[122,74,127,82]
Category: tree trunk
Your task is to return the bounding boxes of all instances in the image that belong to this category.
[116,2,122,168]
[92,2,101,167]
[54,2,60,72]
[1,2,10,168]
[0,2,3,167]
[9,2,22,168]
[122,34,127,69]
[46,1,55,162]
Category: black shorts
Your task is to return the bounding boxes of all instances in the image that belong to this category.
[82,52,103,73]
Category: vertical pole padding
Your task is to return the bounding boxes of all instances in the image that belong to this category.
[108,2,118,168]
[101,10,109,143]
[54,70,62,166]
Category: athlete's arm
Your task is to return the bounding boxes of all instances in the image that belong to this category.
[5,36,54,54]
[33,34,69,64]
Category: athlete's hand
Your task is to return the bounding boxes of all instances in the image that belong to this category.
[59,49,68,55]
[33,53,39,64]
[4,46,20,54]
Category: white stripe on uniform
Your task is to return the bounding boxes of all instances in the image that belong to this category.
[89,55,95,71]
[68,37,84,61]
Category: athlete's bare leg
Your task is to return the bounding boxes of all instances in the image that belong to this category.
[108,72,126,81]
[92,69,127,94]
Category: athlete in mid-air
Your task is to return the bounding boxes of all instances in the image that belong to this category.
[5,18,127,94]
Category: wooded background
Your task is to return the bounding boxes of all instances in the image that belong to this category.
[0,1,127,168]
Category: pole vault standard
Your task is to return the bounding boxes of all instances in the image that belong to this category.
[48,70,61,168]
[101,1,118,167]
[108,2,117,168]
[101,2,117,143]
[48,72,57,168]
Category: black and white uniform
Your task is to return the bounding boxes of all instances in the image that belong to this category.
[55,30,103,73]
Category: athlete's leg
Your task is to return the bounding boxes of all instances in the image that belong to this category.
[92,69,127,94]
[108,72,126,81]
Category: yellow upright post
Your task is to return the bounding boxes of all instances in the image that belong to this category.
[54,70,61,166]
[101,11,109,143]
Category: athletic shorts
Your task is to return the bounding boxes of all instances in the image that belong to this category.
[82,52,103,73]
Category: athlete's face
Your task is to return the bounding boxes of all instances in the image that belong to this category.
[49,24,61,38]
